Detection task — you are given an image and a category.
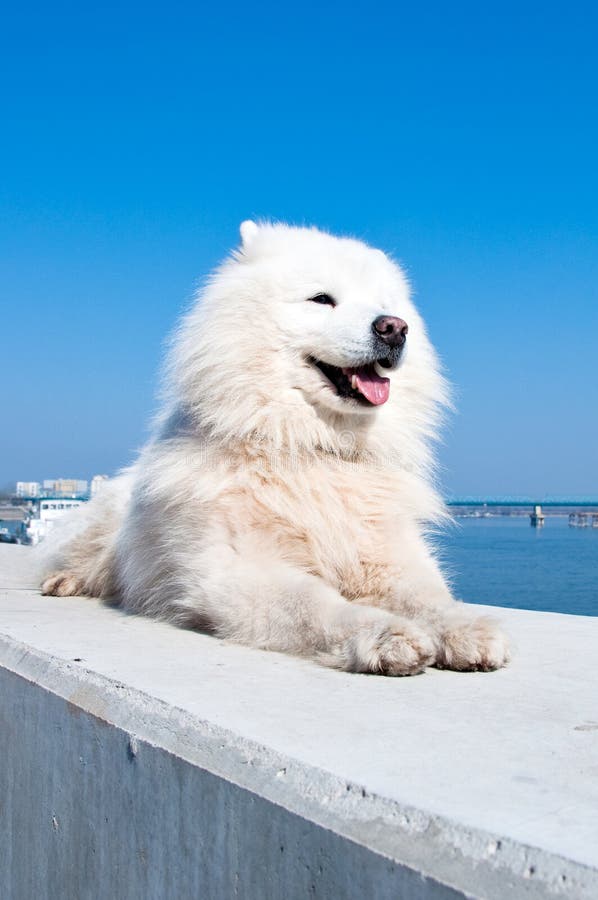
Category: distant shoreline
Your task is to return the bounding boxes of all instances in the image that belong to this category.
[447,501,598,518]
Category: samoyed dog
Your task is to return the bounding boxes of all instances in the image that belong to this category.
[40,221,509,675]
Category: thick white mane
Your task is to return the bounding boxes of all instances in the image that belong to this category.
[163,222,449,479]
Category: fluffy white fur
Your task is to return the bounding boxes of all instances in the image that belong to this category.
[40,222,510,675]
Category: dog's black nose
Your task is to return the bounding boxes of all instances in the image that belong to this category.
[372,315,409,348]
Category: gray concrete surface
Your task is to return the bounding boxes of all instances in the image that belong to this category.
[1,544,597,899]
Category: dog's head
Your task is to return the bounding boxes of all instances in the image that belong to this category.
[235,220,413,415]
[169,221,447,461]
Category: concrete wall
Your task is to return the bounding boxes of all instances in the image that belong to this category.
[2,666,464,900]
[1,546,597,899]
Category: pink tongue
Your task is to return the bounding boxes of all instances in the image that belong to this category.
[351,365,390,405]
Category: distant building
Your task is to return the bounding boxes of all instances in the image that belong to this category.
[16,481,41,498]
[90,474,110,497]
[42,478,88,497]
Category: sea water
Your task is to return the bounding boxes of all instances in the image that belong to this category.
[436,516,598,616]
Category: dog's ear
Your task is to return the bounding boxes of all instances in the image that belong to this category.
[240,220,259,247]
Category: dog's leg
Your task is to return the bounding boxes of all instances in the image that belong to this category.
[182,553,436,676]
[389,591,510,672]
[385,591,510,672]
[371,535,511,672]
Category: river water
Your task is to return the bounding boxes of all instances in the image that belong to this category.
[436,516,598,616]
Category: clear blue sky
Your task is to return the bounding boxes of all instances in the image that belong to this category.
[1,1,596,496]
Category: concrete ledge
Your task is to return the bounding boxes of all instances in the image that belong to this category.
[1,545,597,899]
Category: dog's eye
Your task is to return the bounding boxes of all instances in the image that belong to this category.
[308,293,336,307]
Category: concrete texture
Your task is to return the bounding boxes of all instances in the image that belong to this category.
[1,544,597,899]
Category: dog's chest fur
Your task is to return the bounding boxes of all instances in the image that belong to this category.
[220,453,406,602]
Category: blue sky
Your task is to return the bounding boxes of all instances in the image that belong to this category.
[1,1,597,495]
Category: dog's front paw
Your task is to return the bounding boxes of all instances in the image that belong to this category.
[341,619,436,676]
[436,616,510,672]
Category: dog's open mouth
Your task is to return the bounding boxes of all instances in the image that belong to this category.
[310,358,391,406]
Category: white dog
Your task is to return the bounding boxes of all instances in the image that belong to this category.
[41,221,509,675]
